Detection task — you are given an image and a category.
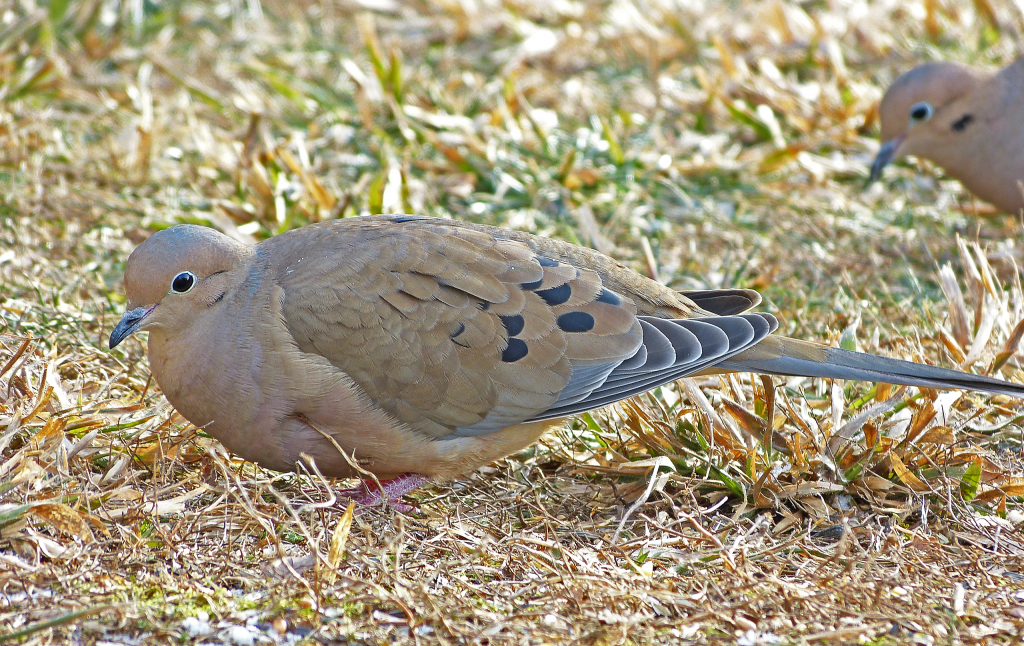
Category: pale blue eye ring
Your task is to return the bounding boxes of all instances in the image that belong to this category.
[909,102,933,123]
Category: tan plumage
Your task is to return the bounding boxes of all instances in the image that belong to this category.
[110,216,1024,490]
[871,57,1024,214]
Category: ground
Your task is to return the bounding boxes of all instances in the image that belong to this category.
[2,0,1024,644]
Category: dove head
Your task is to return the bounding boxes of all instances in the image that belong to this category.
[110,225,254,348]
[870,61,989,181]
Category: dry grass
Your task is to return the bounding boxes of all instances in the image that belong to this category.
[3,0,1024,643]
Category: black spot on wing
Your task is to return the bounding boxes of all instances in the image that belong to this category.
[450,322,469,348]
[500,314,525,337]
[502,338,529,362]
[596,288,621,306]
[520,278,544,291]
[390,216,422,223]
[478,302,490,311]
[536,256,559,267]
[557,312,595,332]
[536,283,571,305]
[951,114,974,132]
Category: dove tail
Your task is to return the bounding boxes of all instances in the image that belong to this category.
[717,336,1024,398]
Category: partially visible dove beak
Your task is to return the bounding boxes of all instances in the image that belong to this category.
[109,306,154,349]
[869,136,905,182]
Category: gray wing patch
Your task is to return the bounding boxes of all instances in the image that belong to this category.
[620,319,700,372]
[754,312,779,334]
[556,317,755,411]
[530,313,776,421]
[548,361,622,407]
[674,319,730,359]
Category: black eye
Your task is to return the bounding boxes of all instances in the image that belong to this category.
[909,102,933,123]
[171,271,196,294]
[951,113,974,132]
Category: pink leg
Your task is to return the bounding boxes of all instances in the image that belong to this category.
[338,473,429,512]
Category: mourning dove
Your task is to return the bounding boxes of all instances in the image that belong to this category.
[109,216,1024,502]
[870,57,1024,214]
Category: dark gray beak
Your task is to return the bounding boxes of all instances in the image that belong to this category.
[869,138,903,183]
[109,306,152,349]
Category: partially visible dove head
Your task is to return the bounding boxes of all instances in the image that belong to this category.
[110,226,251,348]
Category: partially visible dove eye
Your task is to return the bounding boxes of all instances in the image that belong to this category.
[909,102,933,123]
[170,271,197,294]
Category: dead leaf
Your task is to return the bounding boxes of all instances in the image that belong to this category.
[975,478,1024,502]
[917,426,955,446]
[891,454,931,492]
[28,503,93,542]
[859,475,896,492]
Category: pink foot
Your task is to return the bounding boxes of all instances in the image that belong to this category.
[338,473,429,512]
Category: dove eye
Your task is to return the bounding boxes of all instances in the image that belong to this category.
[909,102,933,123]
[170,271,197,294]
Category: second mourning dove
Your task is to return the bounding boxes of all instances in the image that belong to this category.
[109,216,1024,503]
[870,57,1024,214]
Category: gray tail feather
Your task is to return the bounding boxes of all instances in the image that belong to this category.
[718,343,1024,399]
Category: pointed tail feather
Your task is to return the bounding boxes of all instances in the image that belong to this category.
[717,336,1024,398]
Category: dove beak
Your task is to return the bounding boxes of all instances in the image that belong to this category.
[869,136,905,182]
[109,305,154,349]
